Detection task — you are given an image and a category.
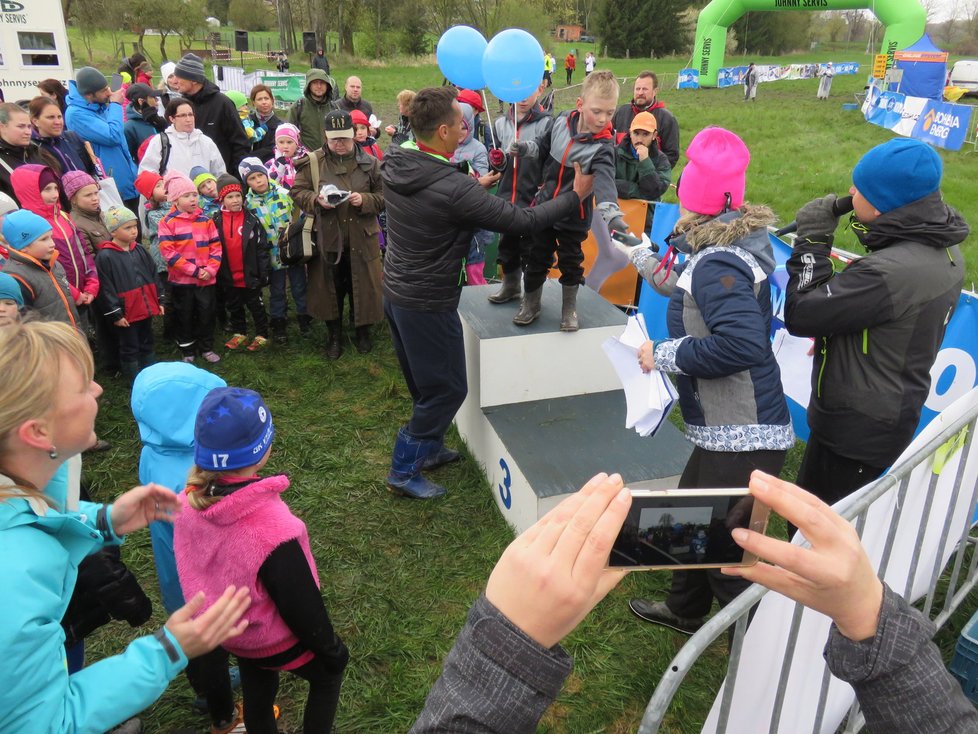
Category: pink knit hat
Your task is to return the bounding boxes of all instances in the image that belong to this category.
[678,127,750,217]
[274,122,300,144]
[62,170,99,201]
[164,170,197,200]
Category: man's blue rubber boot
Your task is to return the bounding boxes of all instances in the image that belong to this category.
[387,427,447,499]
[423,444,460,470]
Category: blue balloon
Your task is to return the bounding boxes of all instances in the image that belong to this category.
[482,29,545,103]
[437,26,488,90]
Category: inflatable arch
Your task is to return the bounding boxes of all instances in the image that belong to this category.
[692,0,926,87]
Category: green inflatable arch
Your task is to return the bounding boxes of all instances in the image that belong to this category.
[692,0,926,87]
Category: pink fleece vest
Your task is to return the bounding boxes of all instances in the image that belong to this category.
[173,474,320,659]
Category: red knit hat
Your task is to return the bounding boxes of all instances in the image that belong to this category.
[456,89,484,113]
[350,109,369,127]
[134,170,163,200]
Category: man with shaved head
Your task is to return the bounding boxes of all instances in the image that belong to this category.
[338,76,377,136]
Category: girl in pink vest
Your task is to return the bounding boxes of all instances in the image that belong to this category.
[173,387,348,734]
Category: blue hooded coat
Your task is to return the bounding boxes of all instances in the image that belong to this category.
[131,361,226,613]
[64,81,138,200]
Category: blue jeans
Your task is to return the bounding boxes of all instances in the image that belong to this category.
[269,265,308,320]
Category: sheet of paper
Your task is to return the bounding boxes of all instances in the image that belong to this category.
[772,328,814,407]
[619,314,649,350]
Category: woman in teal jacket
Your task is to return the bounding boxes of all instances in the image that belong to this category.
[0,321,251,734]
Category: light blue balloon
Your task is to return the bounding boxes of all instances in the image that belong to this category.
[437,26,488,90]
[482,29,545,103]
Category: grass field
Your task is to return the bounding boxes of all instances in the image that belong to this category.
[67,35,978,734]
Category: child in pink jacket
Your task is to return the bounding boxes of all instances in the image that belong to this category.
[174,387,348,734]
[157,170,222,363]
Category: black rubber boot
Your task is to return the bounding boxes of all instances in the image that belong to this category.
[326,320,343,360]
[355,325,373,354]
[488,271,522,304]
[271,317,288,345]
[297,313,313,336]
[560,284,579,332]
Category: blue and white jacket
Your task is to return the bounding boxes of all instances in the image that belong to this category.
[635,205,794,452]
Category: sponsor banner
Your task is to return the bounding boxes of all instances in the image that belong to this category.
[677,69,699,89]
[912,100,973,150]
[891,95,928,137]
[864,84,906,129]
[678,62,858,89]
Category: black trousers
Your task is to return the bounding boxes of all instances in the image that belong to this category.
[523,228,585,292]
[170,284,216,355]
[496,233,533,275]
[665,446,787,619]
[227,286,269,338]
[185,646,234,726]
[238,655,344,734]
[566,69,573,84]
[114,318,154,364]
[333,251,355,323]
[384,298,467,441]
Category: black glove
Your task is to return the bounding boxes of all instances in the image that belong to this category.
[795,194,841,241]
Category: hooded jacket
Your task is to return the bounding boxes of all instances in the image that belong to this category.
[137,125,226,179]
[131,362,227,613]
[451,102,488,176]
[0,136,50,204]
[493,103,553,206]
[180,81,251,173]
[11,164,98,301]
[785,192,968,466]
[214,207,271,289]
[2,248,80,326]
[123,102,165,162]
[381,141,581,311]
[612,100,681,167]
[157,206,222,286]
[64,81,138,200]
[638,206,794,452]
[614,135,671,202]
[95,239,161,323]
[288,70,340,152]
[532,110,623,236]
[0,477,187,734]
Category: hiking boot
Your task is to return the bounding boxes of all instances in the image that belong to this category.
[386,427,447,499]
[628,599,705,635]
[488,270,522,303]
[247,335,269,351]
[271,317,288,345]
[224,333,248,350]
[326,320,343,360]
[298,313,313,336]
[512,286,543,326]
[202,351,222,364]
[560,284,579,332]
[355,325,373,354]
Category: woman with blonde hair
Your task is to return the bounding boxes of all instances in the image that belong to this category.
[0,320,252,734]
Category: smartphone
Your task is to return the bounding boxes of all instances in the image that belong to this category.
[608,488,769,570]
[110,73,124,92]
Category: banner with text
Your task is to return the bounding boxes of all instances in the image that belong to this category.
[862,80,974,151]
[679,62,858,89]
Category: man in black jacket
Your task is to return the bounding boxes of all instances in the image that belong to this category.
[785,138,968,509]
[171,53,251,173]
[381,86,593,500]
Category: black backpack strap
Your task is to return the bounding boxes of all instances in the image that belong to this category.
[158,132,171,175]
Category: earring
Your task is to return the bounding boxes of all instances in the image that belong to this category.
[48,446,58,460]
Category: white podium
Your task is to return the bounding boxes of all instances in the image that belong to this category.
[455,280,692,534]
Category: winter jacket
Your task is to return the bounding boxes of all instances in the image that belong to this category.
[493,103,553,206]
[265,145,307,190]
[292,147,384,326]
[131,362,227,613]
[64,81,138,200]
[531,110,623,236]
[0,137,51,204]
[612,100,681,167]
[785,192,968,466]
[157,206,222,286]
[214,208,271,289]
[198,194,220,220]
[2,248,80,326]
[71,207,110,256]
[11,164,98,302]
[137,126,227,179]
[0,477,187,734]
[95,240,161,323]
[182,81,252,173]
[123,103,165,162]
[380,141,581,312]
[144,203,169,273]
[246,180,293,270]
[638,206,794,453]
[32,129,94,176]
[311,53,331,75]
[614,136,671,202]
[452,103,488,176]
[288,70,340,152]
[174,475,321,660]
[410,584,978,734]
[250,111,283,162]
[338,96,374,121]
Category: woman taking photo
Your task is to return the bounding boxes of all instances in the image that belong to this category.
[0,320,251,734]
[30,96,96,176]
[138,98,226,178]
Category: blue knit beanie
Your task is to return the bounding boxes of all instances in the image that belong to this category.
[194,387,275,471]
[852,138,942,214]
[1,210,53,251]
[0,272,24,306]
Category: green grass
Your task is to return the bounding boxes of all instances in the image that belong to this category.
[69,40,978,733]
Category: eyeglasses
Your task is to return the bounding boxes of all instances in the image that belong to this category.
[173,112,195,119]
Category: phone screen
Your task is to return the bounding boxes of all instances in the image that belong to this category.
[608,489,768,570]
[110,73,124,92]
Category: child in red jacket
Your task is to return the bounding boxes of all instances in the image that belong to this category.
[157,170,222,364]
[94,205,161,384]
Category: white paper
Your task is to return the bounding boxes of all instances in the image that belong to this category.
[771,328,814,407]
